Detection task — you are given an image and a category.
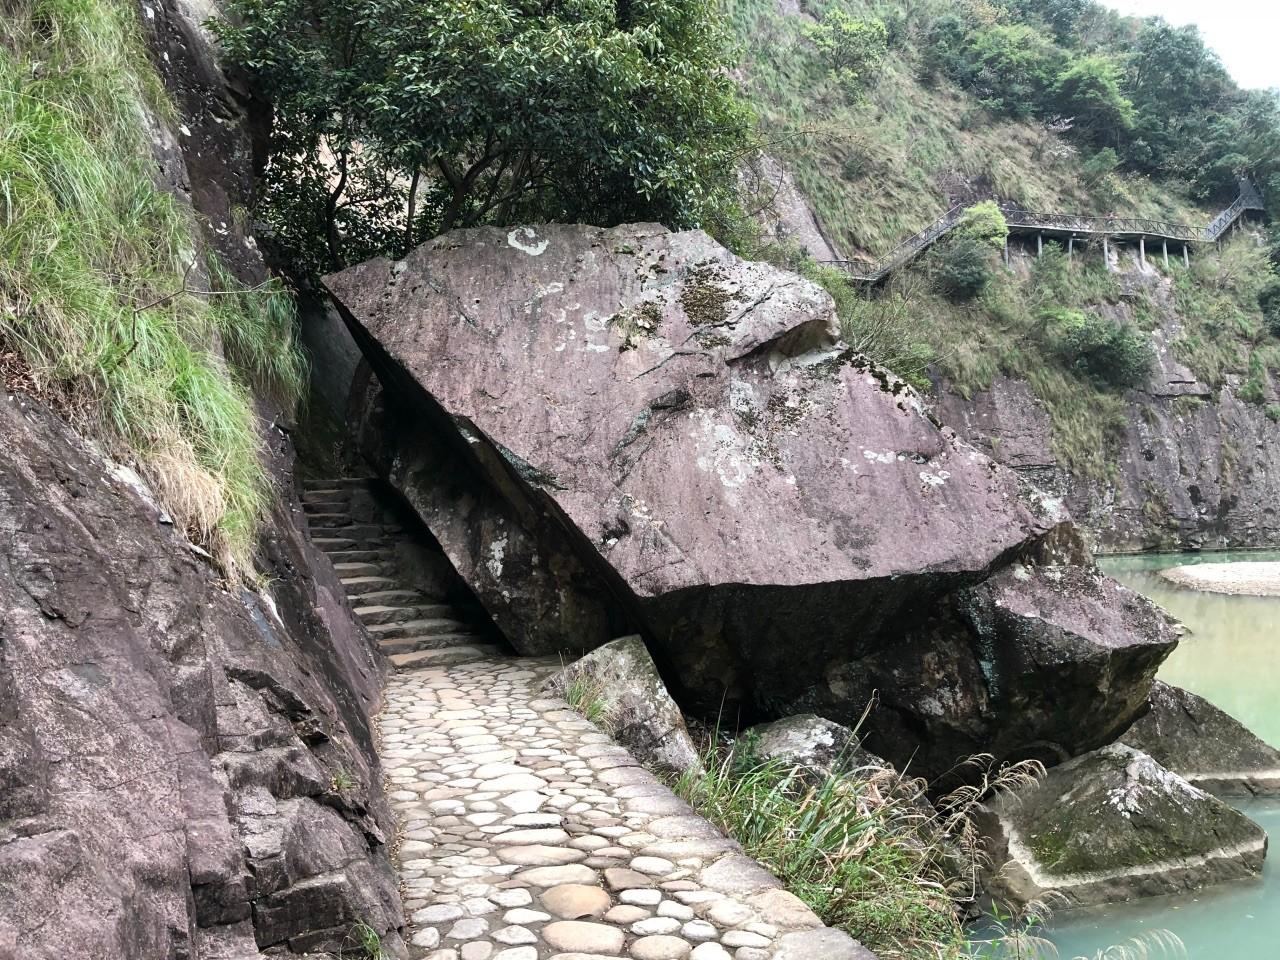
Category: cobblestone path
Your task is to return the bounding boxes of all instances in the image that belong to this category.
[379,659,871,960]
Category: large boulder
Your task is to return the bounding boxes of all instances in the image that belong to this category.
[325,222,1177,777]
[1122,681,1280,795]
[980,744,1267,907]
[542,635,702,776]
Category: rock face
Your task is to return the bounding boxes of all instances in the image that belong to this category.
[0,400,402,959]
[0,2,403,957]
[981,744,1267,907]
[936,256,1280,552]
[543,636,703,776]
[326,222,1178,778]
[1122,681,1280,795]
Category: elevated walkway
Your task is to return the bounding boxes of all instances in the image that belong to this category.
[825,178,1265,284]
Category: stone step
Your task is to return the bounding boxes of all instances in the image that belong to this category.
[300,489,347,506]
[367,618,472,640]
[354,603,457,626]
[311,537,358,551]
[303,477,379,490]
[339,576,399,592]
[303,499,353,514]
[378,633,485,656]
[326,549,395,565]
[388,645,503,670]
[349,589,440,607]
[306,512,357,528]
[332,561,394,579]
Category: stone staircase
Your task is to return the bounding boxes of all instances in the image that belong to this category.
[301,477,506,670]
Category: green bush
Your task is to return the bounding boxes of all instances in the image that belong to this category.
[804,11,888,99]
[933,235,995,301]
[1045,309,1152,389]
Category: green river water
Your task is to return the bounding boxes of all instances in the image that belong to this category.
[1035,551,1280,959]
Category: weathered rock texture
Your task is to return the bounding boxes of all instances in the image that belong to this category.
[0,3,403,957]
[937,252,1280,552]
[543,636,702,776]
[326,222,1178,779]
[0,400,401,959]
[980,743,1267,907]
[1122,681,1280,795]
[745,714,882,776]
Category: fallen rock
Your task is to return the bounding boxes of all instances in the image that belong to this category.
[980,744,1267,908]
[327,222,1177,777]
[1121,681,1280,795]
[543,636,701,776]
[744,714,883,776]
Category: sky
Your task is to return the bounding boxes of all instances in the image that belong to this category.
[1100,0,1280,90]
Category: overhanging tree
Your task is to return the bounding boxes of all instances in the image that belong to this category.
[215,0,752,274]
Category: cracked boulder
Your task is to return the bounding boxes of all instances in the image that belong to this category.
[1121,681,1280,795]
[543,635,702,776]
[979,743,1267,907]
[326,222,1176,777]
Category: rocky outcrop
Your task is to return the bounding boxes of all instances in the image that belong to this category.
[543,636,702,776]
[0,3,404,957]
[326,222,1178,779]
[0,399,401,959]
[981,744,1267,907]
[936,258,1280,553]
[1121,681,1280,795]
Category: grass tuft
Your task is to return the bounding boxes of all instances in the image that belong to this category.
[0,0,304,571]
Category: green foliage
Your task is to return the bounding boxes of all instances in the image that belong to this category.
[675,738,1044,959]
[344,920,387,960]
[217,0,752,274]
[804,10,888,99]
[1238,351,1268,405]
[805,266,935,388]
[1043,308,1152,389]
[956,200,1009,251]
[0,0,303,570]
[1050,54,1134,147]
[1266,404,1280,424]
[958,24,1061,120]
[933,235,996,301]
[564,674,612,731]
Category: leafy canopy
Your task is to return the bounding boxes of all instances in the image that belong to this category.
[804,11,888,100]
[216,0,752,275]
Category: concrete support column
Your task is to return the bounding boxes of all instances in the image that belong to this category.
[1003,237,1009,267]
[1037,232,1043,258]
[1103,235,1112,272]
[1068,237,1074,258]
[1139,236,1146,267]
[1163,240,1169,269]
[1184,244,1190,268]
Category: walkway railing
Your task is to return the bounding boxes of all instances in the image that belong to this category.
[823,179,1266,283]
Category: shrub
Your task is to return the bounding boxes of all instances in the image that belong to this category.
[955,200,1009,252]
[1045,309,1152,389]
[805,11,888,99]
[933,235,996,301]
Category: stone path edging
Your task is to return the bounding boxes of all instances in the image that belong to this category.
[379,657,873,960]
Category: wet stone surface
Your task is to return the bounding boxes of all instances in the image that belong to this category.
[380,658,872,959]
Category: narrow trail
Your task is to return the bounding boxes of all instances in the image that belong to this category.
[378,659,869,960]
[303,474,869,958]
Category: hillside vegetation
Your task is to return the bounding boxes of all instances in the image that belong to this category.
[0,0,304,569]
[731,0,1280,477]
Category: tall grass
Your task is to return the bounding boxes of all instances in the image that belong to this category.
[674,735,1042,959]
[0,0,304,570]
